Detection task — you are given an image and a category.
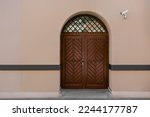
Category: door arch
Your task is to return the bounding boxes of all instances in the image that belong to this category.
[61,14,109,89]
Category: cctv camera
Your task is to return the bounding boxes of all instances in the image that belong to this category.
[120,10,128,19]
[120,10,128,15]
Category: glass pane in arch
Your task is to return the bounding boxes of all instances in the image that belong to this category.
[63,15,107,33]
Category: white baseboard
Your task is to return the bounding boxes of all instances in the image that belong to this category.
[0,92,61,99]
[111,91,150,98]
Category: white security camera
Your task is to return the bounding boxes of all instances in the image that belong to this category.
[120,10,128,19]
[120,10,128,15]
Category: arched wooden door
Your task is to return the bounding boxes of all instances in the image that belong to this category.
[61,15,109,89]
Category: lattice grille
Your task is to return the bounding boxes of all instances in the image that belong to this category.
[63,15,107,33]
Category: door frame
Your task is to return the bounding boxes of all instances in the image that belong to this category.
[60,32,109,89]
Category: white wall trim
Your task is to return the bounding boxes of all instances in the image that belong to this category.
[0,92,61,99]
[112,91,150,99]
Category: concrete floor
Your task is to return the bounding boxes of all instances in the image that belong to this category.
[60,89,112,100]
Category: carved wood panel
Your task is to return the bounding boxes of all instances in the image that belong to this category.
[61,35,83,88]
[85,35,108,88]
[61,33,108,89]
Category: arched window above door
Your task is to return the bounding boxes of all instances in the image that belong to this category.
[63,14,108,33]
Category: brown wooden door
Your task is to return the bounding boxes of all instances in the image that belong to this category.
[61,33,108,89]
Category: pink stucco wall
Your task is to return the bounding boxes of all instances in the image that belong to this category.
[0,0,149,98]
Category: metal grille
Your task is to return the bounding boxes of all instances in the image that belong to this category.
[63,15,107,33]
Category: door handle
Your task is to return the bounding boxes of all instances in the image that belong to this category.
[82,59,84,65]
[82,59,84,62]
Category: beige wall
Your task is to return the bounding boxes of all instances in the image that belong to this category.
[110,71,150,91]
[0,71,59,92]
[0,0,150,96]
[0,0,22,64]
[21,71,60,92]
[22,0,150,65]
